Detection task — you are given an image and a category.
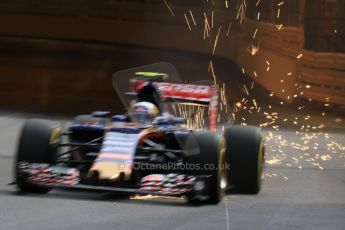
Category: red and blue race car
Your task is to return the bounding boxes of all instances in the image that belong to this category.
[14,63,265,204]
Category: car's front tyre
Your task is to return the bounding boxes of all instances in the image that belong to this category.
[187,132,227,204]
[15,119,60,193]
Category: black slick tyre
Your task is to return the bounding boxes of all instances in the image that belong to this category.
[224,125,265,194]
[15,119,60,193]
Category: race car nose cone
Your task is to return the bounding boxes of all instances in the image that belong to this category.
[88,162,130,181]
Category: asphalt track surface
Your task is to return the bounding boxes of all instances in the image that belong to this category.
[0,111,344,230]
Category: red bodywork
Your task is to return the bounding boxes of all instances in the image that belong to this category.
[132,80,219,131]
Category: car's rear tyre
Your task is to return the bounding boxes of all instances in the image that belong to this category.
[15,119,60,193]
[224,125,265,194]
[187,132,227,204]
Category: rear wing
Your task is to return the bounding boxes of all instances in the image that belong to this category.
[132,81,218,131]
[159,82,218,131]
[112,63,218,131]
[154,82,216,104]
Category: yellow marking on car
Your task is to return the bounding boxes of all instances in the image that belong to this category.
[49,127,61,144]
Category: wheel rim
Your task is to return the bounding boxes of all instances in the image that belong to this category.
[218,138,227,197]
[220,171,227,190]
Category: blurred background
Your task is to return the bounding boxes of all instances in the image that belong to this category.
[0,0,344,118]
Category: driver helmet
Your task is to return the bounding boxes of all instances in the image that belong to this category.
[130,101,159,124]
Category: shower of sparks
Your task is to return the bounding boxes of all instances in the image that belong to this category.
[277,8,281,19]
[253,29,258,39]
[203,12,211,39]
[276,24,283,30]
[209,60,217,84]
[248,44,260,55]
[297,53,303,59]
[265,130,345,173]
[189,10,197,26]
[171,103,206,131]
[236,0,247,23]
[184,13,192,31]
[212,26,222,55]
[162,0,174,16]
[130,194,184,201]
[163,0,345,180]
[257,12,261,20]
[251,81,255,89]
[226,22,233,37]
[243,84,250,96]
[335,118,342,123]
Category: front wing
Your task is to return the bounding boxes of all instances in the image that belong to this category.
[16,162,211,199]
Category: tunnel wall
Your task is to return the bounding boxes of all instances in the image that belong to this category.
[0,50,119,114]
[0,38,240,114]
[0,1,344,108]
[0,12,299,104]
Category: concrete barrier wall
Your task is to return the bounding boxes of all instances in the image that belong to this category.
[229,20,304,103]
[0,55,119,114]
[299,51,345,105]
[0,38,238,114]
[0,13,302,104]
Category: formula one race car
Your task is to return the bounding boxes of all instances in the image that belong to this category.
[14,63,265,204]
